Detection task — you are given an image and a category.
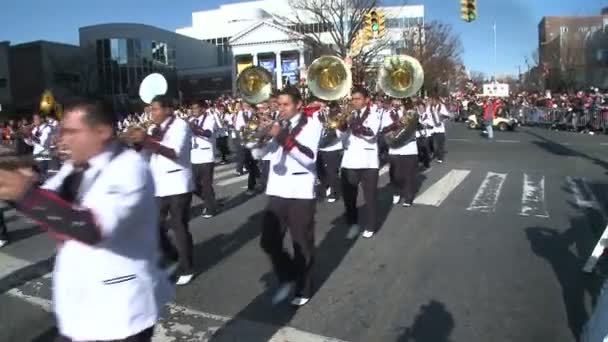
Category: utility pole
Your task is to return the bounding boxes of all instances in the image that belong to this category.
[493,20,497,83]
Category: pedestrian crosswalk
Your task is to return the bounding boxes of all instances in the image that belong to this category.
[211,161,607,219]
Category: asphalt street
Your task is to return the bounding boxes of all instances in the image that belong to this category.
[1,122,608,342]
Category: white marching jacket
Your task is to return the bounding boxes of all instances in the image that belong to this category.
[252,114,322,199]
[42,147,173,341]
[190,114,216,164]
[339,108,383,169]
[148,116,194,197]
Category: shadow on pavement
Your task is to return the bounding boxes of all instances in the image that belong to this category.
[207,208,362,341]
[526,130,608,173]
[525,186,607,340]
[396,300,455,342]
[192,211,264,278]
[0,257,53,295]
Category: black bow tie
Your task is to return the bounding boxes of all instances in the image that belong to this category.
[58,163,90,203]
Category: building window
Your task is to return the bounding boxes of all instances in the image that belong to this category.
[0,78,6,89]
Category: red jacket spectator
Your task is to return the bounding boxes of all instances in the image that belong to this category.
[483,99,502,122]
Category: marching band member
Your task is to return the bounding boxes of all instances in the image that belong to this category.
[251,86,322,307]
[339,87,382,239]
[316,101,343,203]
[214,105,231,165]
[24,113,54,181]
[233,102,249,175]
[258,99,276,192]
[429,97,449,163]
[381,99,418,206]
[130,95,195,286]
[190,102,218,219]
[416,100,432,170]
[0,99,173,341]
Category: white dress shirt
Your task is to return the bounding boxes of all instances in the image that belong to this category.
[25,124,54,161]
[148,116,194,197]
[190,114,216,164]
[42,145,173,341]
[339,107,383,169]
[252,114,322,199]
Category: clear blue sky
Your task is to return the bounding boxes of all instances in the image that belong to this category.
[0,0,605,76]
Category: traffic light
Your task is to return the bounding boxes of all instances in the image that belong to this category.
[364,10,386,40]
[460,0,477,22]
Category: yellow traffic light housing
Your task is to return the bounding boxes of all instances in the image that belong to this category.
[364,10,386,39]
[460,0,477,23]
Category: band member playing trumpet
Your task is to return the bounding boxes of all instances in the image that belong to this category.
[190,102,218,219]
[251,87,322,306]
[339,87,382,239]
[381,98,418,206]
[24,113,54,181]
[130,95,195,286]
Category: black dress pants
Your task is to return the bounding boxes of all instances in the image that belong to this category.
[244,149,259,191]
[260,159,270,190]
[388,154,418,204]
[432,133,446,161]
[0,208,7,241]
[260,196,316,298]
[58,326,155,342]
[341,168,379,231]
[192,162,217,214]
[416,136,431,168]
[157,193,193,274]
[216,136,230,163]
[318,150,342,198]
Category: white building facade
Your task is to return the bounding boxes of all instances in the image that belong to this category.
[177,0,424,95]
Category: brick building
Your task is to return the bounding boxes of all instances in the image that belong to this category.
[538,8,608,90]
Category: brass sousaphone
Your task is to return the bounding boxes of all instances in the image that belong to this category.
[378,55,424,148]
[307,55,352,147]
[236,66,274,148]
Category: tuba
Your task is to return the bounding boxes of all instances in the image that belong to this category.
[307,55,352,147]
[378,55,424,148]
[237,66,273,105]
[236,66,274,147]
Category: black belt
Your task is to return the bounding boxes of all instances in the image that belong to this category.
[292,172,308,175]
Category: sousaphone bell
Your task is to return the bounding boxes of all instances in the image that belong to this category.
[236,66,273,105]
[378,55,424,148]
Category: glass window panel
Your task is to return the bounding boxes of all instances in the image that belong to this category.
[102,39,111,61]
[120,66,128,94]
[110,38,119,61]
[127,39,134,65]
[118,39,128,65]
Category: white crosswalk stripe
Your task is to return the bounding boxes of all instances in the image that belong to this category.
[466,172,507,213]
[566,176,606,217]
[520,174,549,218]
[413,169,470,206]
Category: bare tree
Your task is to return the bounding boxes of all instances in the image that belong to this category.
[402,20,464,96]
[280,0,395,85]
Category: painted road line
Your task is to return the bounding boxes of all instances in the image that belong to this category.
[216,174,249,186]
[600,142,608,146]
[467,172,507,213]
[447,138,471,142]
[379,164,390,176]
[414,169,470,206]
[6,277,348,342]
[520,174,549,218]
[214,168,240,180]
[496,139,520,143]
[0,252,36,279]
[567,177,606,217]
